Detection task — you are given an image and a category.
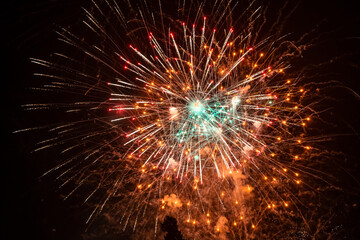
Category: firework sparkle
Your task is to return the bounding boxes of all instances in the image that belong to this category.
[11,0,360,239]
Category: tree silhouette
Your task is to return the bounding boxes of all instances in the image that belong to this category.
[161,216,184,240]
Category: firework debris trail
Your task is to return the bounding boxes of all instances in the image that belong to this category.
[17,0,343,239]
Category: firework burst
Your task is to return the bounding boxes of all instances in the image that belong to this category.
[22,0,322,239]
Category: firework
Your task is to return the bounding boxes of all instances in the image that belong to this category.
[23,0,320,239]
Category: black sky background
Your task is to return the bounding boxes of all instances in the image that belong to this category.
[2,0,360,239]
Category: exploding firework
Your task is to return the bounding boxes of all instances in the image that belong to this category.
[20,0,327,239]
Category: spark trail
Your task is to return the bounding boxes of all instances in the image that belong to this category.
[22,0,323,239]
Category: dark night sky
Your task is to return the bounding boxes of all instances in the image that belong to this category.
[2,0,360,239]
